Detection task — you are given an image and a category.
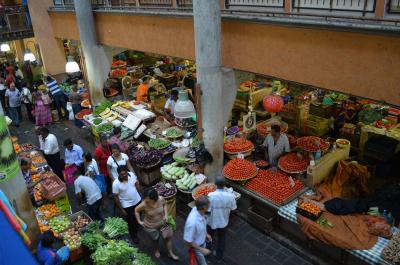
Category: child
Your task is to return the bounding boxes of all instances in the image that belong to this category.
[84,152,106,194]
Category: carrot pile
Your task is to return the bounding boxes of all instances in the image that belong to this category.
[193,184,217,200]
[245,169,304,205]
[278,153,310,173]
[224,138,254,153]
[298,201,322,216]
[223,158,258,181]
[297,136,329,152]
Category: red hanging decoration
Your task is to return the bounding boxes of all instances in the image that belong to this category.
[263,95,284,113]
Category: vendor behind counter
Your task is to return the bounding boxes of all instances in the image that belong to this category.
[263,125,290,166]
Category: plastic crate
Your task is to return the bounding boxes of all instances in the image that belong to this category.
[67,211,92,232]
[248,204,275,234]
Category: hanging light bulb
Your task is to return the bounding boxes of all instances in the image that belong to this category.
[65,55,80,73]
[0,43,10,52]
[23,49,36,62]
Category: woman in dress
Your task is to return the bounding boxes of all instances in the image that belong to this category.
[135,187,179,260]
[32,85,52,126]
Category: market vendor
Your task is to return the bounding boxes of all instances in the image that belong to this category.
[37,231,69,265]
[164,89,178,121]
[63,139,85,174]
[39,127,64,181]
[263,124,290,167]
[136,76,151,102]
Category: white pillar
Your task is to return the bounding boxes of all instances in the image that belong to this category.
[193,0,223,181]
[73,0,113,105]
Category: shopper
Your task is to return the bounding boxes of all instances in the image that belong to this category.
[208,176,237,262]
[69,85,84,128]
[21,82,34,122]
[0,76,6,110]
[263,124,290,167]
[136,76,151,102]
[63,138,85,174]
[84,152,106,195]
[94,135,112,193]
[37,231,70,265]
[113,165,142,243]
[44,75,68,120]
[5,83,22,127]
[184,196,212,265]
[164,89,178,121]
[73,170,104,222]
[107,144,134,181]
[135,187,179,260]
[32,85,53,126]
[39,127,64,180]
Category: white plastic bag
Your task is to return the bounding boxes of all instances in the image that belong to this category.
[66,102,74,120]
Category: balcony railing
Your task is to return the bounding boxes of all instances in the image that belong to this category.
[293,0,375,15]
[389,0,400,12]
[0,5,33,41]
[226,0,285,8]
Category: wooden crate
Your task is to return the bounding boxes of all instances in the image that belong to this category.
[248,204,276,234]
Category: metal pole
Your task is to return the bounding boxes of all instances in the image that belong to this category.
[193,0,223,181]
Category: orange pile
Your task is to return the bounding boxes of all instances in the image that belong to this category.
[37,203,59,220]
[298,201,322,216]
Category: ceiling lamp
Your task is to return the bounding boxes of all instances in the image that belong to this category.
[0,43,10,52]
[65,55,80,73]
[23,49,36,62]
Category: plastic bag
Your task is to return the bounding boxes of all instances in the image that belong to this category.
[94,174,107,194]
[66,102,74,120]
[363,215,392,238]
[64,164,78,185]
[189,248,197,265]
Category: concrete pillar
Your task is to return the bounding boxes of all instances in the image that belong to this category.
[193,0,223,181]
[0,104,40,250]
[73,0,113,105]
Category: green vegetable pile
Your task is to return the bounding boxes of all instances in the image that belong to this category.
[91,240,136,265]
[92,118,103,126]
[97,123,113,133]
[148,138,171,150]
[174,156,191,164]
[94,100,112,116]
[132,252,156,265]
[165,127,183,138]
[358,108,383,125]
[103,217,129,238]
[82,232,107,251]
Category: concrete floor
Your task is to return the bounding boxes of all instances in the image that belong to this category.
[10,115,314,265]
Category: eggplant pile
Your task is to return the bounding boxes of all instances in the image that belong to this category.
[130,149,163,168]
[153,182,177,198]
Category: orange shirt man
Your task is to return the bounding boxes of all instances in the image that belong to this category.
[136,76,150,102]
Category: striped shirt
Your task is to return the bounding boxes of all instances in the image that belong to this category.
[45,79,62,96]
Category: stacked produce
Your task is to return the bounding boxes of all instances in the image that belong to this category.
[37,203,59,219]
[161,163,188,181]
[296,201,323,220]
[245,170,304,205]
[48,215,70,233]
[223,138,254,153]
[72,215,90,230]
[31,153,47,166]
[153,182,177,198]
[223,158,258,181]
[130,149,163,168]
[176,172,197,191]
[62,227,81,249]
[278,153,310,173]
[297,136,329,152]
[165,127,183,138]
[193,184,216,200]
[255,160,269,169]
[103,217,129,238]
[148,138,171,150]
[382,232,400,264]
[82,232,107,251]
[20,143,35,152]
[91,240,136,265]
[93,101,113,116]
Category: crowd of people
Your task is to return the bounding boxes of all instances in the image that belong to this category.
[24,125,237,265]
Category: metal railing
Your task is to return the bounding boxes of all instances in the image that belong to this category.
[293,0,375,15]
[177,0,193,7]
[388,0,400,12]
[0,5,32,33]
[226,0,285,8]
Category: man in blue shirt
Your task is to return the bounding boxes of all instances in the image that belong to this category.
[37,231,69,265]
[63,138,85,174]
[44,75,68,120]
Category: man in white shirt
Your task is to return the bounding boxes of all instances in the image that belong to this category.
[184,196,212,265]
[208,176,237,262]
[73,170,103,221]
[263,124,290,166]
[63,138,84,173]
[164,89,178,122]
[113,165,142,243]
[39,127,63,180]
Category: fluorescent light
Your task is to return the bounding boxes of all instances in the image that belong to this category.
[24,49,36,62]
[0,43,10,52]
[65,55,80,73]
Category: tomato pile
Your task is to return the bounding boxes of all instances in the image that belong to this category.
[255,160,269,168]
[245,169,304,205]
[278,153,310,173]
[224,138,254,153]
[223,158,258,180]
[297,136,329,152]
[75,109,92,120]
[193,184,217,200]
[298,201,322,216]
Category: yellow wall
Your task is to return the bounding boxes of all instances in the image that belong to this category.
[49,12,400,105]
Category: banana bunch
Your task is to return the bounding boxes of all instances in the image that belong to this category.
[99,108,119,122]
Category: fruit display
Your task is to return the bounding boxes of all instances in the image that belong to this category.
[130,149,163,168]
[245,169,304,205]
[13,143,21,154]
[73,215,91,230]
[297,136,329,152]
[192,183,217,200]
[223,138,254,153]
[296,201,323,220]
[37,203,60,220]
[93,100,113,116]
[103,217,129,238]
[75,109,92,120]
[38,220,50,233]
[176,172,197,191]
[41,176,66,200]
[223,158,258,181]
[48,215,70,233]
[165,127,183,138]
[31,153,47,166]
[62,227,81,250]
[153,182,177,198]
[161,163,188,181]
[382,232,400,264]
[148,138,171,150]
[278,153,310,173]
[31,173,40,183]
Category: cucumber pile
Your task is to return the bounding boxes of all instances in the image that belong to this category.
[176,172,197,191]
[161,163,187,181]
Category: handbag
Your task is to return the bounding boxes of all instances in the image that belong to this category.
[42,93,52,105]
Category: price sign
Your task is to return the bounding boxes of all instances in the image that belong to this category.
[237,153,245,159]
